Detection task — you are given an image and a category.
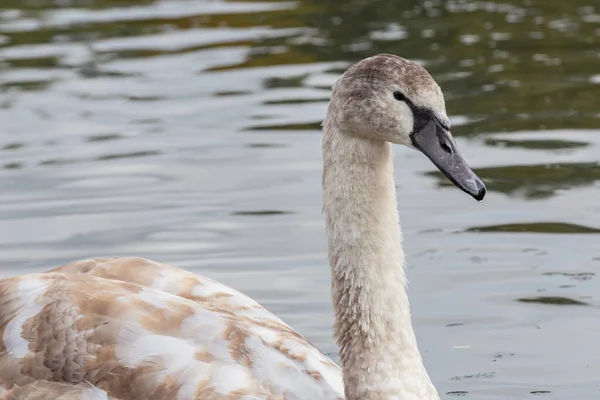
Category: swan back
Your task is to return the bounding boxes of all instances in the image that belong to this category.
[0,381,113,400]
[0,258,344,399]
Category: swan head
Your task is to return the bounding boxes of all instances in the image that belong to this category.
[329,53,486,201]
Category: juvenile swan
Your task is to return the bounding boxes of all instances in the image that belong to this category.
[0,54,484,400]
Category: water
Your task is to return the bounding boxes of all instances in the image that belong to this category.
[1,0,600,398]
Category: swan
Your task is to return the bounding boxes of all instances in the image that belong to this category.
[0,53,485,400]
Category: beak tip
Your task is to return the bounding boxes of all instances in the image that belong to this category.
[472,181,486,202]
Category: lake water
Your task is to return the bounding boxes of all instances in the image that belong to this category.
[1,0,600,398]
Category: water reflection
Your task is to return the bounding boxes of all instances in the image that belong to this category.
[484,138,589,151]
[466,222,600,234]
[236,0,600,135]
[517,296,588,306]
[4,1,598,135]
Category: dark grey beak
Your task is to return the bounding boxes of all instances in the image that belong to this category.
[411,120,486,201]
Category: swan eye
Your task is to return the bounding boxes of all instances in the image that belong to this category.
[393,91,406,102]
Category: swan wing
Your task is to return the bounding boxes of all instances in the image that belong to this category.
[0,258,343,399]
[0,381,116,400]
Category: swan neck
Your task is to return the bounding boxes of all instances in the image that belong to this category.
[321,116,438,400]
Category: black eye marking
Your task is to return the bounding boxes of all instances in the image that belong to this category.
[411,106,432,133]
[395,92,450,135]
[393,91,406,102]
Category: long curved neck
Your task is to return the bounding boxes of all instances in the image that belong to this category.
[322,115,438,400]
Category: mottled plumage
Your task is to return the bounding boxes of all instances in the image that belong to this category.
[0,381,114,400]
[0,258,343,399]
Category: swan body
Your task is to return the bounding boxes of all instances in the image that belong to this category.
[0,257,344,399]
[0,54,484,399]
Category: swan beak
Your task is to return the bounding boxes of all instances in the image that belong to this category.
[410,120,486,201]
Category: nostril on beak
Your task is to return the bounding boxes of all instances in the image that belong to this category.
[440,141,452,155]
